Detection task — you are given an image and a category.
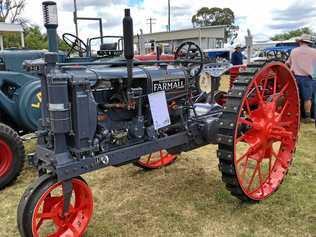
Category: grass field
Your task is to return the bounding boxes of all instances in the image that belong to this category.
[0,123,315,237]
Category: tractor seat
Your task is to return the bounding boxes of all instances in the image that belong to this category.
[100,43,118,51]
[97,43,122,57]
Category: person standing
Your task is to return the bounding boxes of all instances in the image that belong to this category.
[231,45,243,65]
[286,34,316,123]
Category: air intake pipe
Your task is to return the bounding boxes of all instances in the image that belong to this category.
[42,1,59,53]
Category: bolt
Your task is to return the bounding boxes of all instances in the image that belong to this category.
[100,155,109,165]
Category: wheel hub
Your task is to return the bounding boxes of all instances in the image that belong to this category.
[246,101,282,162]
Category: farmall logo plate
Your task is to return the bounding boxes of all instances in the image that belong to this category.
[152,78,185,92]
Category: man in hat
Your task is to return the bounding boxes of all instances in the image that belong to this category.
[286,34,316,123]
[231,44,244,65]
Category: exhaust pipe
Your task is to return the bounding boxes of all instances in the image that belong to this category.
[123,9,134,89]
[42,1,59,53]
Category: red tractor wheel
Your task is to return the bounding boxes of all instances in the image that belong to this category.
[217,62,300,201]
[134,150,177,170]
[0,123,24,189]
[17,175,94,237]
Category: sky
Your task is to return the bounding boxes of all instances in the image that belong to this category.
[22,0,316,44]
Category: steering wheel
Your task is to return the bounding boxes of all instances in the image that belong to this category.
[175,41,204,78]
[62,33,88,57]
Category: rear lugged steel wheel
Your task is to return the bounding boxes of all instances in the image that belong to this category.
[135,150,177,170]
[0,123,24,189]
[17,175,94,237]
[217,62,300,201]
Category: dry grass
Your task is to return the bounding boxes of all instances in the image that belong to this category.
[0,124,315,237]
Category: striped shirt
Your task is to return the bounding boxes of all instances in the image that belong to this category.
[286,44,316,76]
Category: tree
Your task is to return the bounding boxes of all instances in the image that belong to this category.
[24,26,70,51]
[24,26,47,49]
[271,27,313,41]
[0,0,26,25]
[192,7,237,41]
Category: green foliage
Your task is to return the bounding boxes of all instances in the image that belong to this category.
[58,36,71,52]
[3,32,22,48]
[2,25,70,51]
[271,27,313,41]
[192,7,237,41]
[24,26,47,49]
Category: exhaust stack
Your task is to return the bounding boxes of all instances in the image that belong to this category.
[123,9,134,89]
[42,1,59,53]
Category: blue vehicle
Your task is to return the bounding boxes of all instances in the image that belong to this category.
[263,42,299,61]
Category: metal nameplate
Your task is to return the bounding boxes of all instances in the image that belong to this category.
[152,78,185,92]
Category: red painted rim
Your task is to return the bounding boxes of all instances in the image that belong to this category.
[0,139,13,178]
[32,178,93,237]
[234,63,300,200]
[137,150,177,169]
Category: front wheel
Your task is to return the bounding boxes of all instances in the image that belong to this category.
[0,123,25,189]
[17,175,94,237]
[217,62,300,202]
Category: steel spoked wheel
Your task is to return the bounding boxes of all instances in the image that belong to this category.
[134,150,177,170]
[17,175,93,237]
[217,62,300,201]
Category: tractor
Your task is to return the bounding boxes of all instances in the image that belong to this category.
[16,4,301,237]
[0,1,130,189]
[0,0,216,189]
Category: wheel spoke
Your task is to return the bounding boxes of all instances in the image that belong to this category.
[267,157,272,184]
[35,210,59,220]
[36,219,44,231]
[277,100,289,120]
[236,134,246,143]
[186,44,192,59]
[238,118,253,127]
[253,80,265,106]
[241,157,249,179]
[273,74,278,94]
[68,223,80,235]
[244,98,252,115]
[261,76,269,97]
[246,162,259,191]
[236,149,252,164]
[257,164,264,196]
[272,150,287,169]
[45,195,63,207]
[146,153,152,164]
